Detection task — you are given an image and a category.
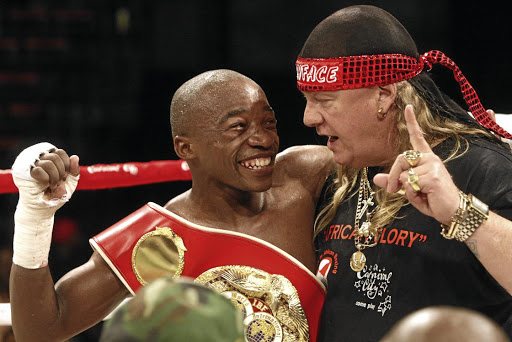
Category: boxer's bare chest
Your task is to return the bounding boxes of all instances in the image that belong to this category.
[167,184,317,271]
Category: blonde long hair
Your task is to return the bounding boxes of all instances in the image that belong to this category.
[314,80,494,237]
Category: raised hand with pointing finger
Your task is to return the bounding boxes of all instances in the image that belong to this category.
[374,104,461,226]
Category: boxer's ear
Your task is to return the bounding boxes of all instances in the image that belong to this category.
[173,136,195,159]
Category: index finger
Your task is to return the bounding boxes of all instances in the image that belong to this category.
[405,104,432,153]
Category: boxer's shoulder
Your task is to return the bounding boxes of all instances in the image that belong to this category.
[163,190,191,220]
[274,145,335,185]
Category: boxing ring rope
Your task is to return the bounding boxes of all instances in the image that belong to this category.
[0,159,192,194]
[0,159,191,326]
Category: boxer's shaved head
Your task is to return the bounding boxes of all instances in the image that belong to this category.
[170,69,258,138]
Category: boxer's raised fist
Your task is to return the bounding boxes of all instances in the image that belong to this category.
[31,148,80,200]
[11,142,80,268]
[12,142,80,204]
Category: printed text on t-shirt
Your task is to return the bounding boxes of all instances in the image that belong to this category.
[322,224,427,247]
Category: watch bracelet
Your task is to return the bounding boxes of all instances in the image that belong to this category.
[454,194,489,242]
[440,191,467,239]
[440,192,489,241]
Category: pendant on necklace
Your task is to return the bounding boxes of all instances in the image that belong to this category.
[350,250,366,272]
[359,221,371,237]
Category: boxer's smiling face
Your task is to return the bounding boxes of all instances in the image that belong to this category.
[193,78,279,193]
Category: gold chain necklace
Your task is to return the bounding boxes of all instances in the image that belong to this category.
[350,167,381,272]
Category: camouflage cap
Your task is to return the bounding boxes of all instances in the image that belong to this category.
[100,276,245,342]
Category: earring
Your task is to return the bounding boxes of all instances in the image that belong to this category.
[377,108,387,119]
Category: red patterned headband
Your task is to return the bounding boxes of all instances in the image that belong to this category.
[296,50,512,139]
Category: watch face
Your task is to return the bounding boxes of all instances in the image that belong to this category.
[470,195,489,217]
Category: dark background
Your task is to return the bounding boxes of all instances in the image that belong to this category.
[1,0,511,340]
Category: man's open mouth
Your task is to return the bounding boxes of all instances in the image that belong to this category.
[239,157,272,169]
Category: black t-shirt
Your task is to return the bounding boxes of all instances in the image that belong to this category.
[315,137,512,342]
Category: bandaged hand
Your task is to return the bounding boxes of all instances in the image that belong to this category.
[12,142,80,269]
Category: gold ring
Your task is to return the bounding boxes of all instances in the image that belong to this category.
[407,168,421,192]
[403,150,423,167]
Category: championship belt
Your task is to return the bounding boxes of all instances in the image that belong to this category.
[90,202,326,342]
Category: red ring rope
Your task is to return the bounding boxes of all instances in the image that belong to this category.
[0,159,192,194]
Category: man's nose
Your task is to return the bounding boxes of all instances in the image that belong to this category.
[247,125,276,148]
[303,101,323,127]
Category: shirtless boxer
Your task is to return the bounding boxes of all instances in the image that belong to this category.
[9,69,334,341]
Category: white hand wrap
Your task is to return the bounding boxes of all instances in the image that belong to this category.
[12,142,79,269]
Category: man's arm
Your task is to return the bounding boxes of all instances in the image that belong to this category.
[376,106,512,295]
[9,143,129,341]
[465,213,512,294]
[10,252,129,342]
